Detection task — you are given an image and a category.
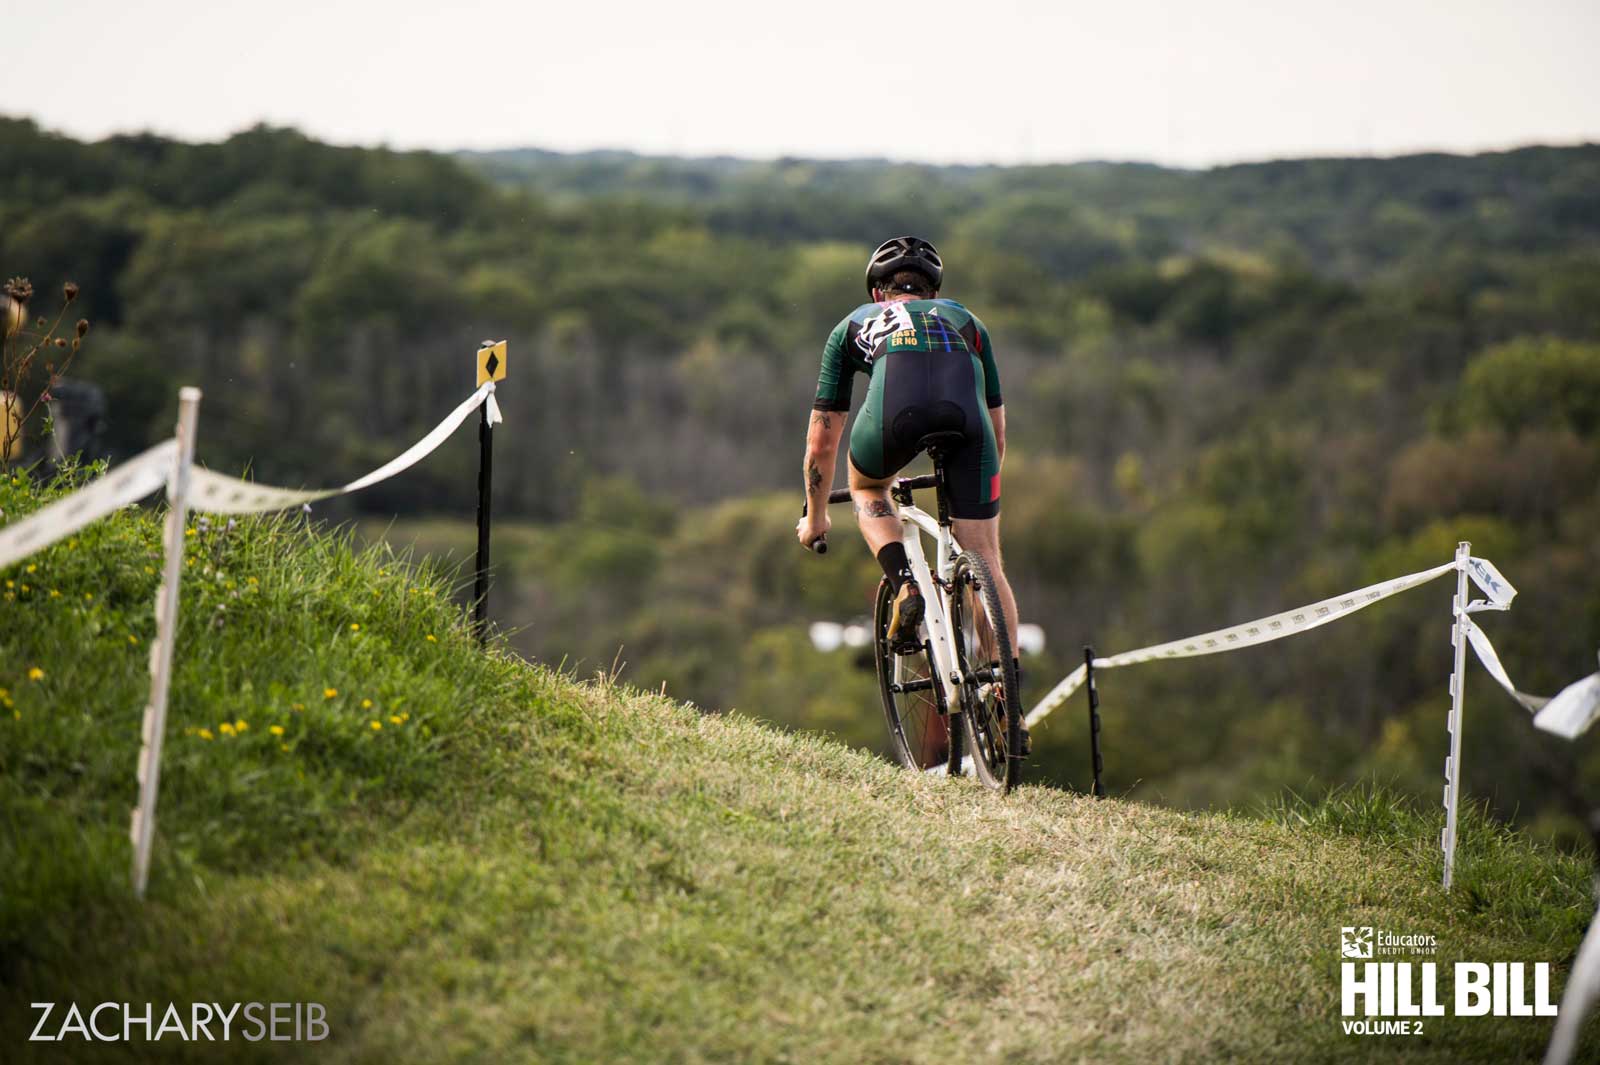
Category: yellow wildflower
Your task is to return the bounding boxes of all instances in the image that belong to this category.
[349,623,361,632]
[83,592,93,601]
[4,580,12,588]
[247,576,258,585]
[143,566,154,575]
[128,635,140,645]
[234,719,248,732]
[48,589,60,598]
[291,702,305,712]
[389,715,403,725]
[425,634,437,643]
[323,688,338,699]
[185,527,196,537]
[369,720,382,731]
[361,698,373,710]
[198,728,214,741]
[219,723,236,737]
[25,564,35,573]
[27,667,43,681]
[269,725,285,737]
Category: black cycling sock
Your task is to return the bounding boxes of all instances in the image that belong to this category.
[876,542,914,592]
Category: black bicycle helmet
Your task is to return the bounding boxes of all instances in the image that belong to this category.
[865,235,943,296]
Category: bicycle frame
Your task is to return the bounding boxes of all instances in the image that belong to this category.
[891,502,966,722]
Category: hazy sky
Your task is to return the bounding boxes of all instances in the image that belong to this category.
[9,0,1598,166]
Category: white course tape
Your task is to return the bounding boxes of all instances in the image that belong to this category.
[1458,618,1600,738]
[189,382,500,515]
[1543,902,1600,1065]
[1026,560,1464,729]
[1098,560,1459,669]
[1461,618,1547,714]
[1465,555,1516,609]
[0,440,177,570]
[1025,663,1087,728]
[1533,656,1600,740]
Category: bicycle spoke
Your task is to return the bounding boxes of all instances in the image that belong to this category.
[951,552,1022,792]
[875,578,947,772]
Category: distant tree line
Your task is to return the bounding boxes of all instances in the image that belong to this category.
[4,117,1600,835]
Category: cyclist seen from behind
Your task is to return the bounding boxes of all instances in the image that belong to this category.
[796,236,1024,736]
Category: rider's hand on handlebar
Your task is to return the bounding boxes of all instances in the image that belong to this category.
[796,512,831,550]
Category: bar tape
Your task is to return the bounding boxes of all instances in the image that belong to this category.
[189,382,501,515]
[0,439,177,570]
[1026,559,1463,728]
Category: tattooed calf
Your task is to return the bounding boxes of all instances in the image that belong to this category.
[864,499,895,519]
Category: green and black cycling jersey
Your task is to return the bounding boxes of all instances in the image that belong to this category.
[814,298,1003,519]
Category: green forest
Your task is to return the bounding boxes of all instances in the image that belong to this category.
[4,117,1599,839]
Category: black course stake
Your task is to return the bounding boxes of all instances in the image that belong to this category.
[1085,645,1105,798]
[473,340,507,643]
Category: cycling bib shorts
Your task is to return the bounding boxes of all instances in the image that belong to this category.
[813,299,1002,520]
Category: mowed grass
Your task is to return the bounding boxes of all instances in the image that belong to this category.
[2,468,1599,1063]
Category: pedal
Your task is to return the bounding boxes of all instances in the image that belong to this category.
[892,631,925,656]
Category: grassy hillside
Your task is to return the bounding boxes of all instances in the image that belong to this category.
[3,470,1599,1063]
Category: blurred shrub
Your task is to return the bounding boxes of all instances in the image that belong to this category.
[1457,336,1600,436]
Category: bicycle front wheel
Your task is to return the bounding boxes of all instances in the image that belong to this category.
[950,551,1023,793]
[873,577,959,774]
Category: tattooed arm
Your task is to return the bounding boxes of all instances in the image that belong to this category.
[798,409,847,546]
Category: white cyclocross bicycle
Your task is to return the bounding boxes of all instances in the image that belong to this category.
[807,433,1024,792]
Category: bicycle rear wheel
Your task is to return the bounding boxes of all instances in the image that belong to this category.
[873,577,960,773]
[950,551,1023,792]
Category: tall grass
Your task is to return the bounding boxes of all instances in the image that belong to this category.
[0,464,526,946]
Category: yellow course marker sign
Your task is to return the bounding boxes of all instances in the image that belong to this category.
[477,340,508,387]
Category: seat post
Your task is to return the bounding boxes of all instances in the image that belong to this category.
[932,452,952,528]
[914,431,964,528]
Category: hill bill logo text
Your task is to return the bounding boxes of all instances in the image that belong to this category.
[1337,926,1557,1038]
